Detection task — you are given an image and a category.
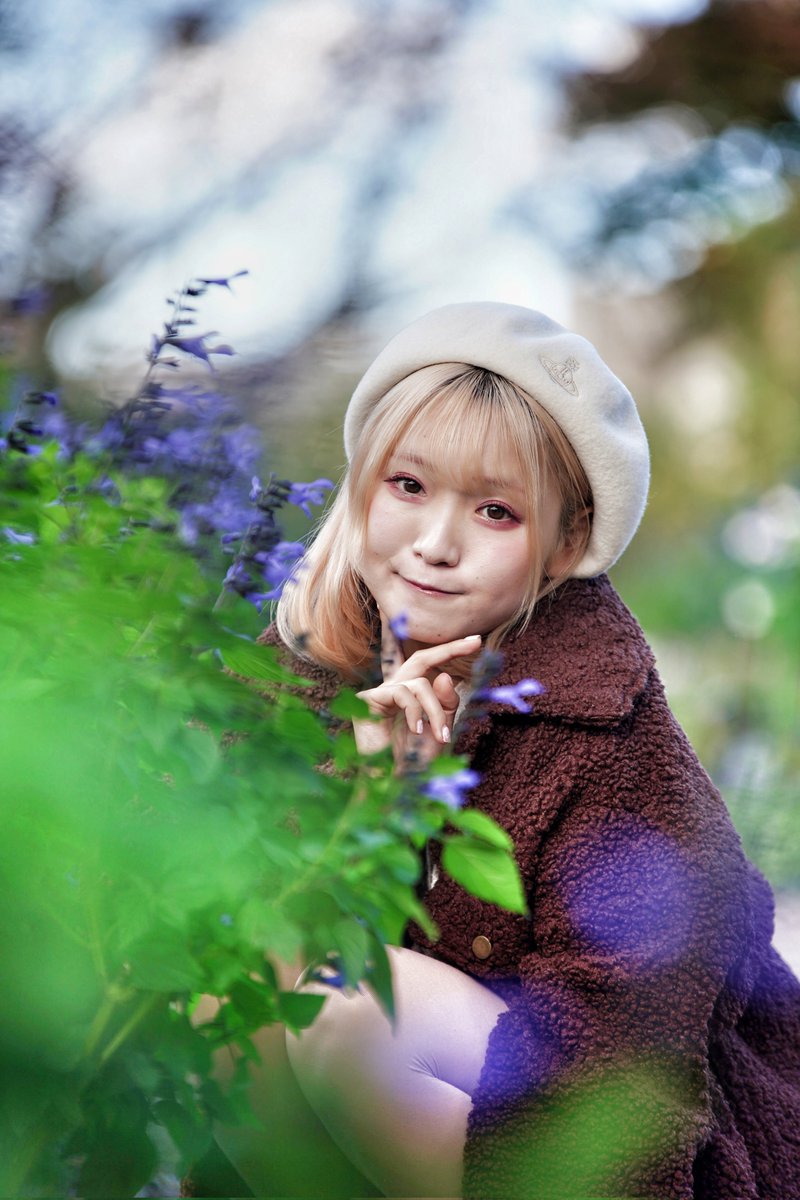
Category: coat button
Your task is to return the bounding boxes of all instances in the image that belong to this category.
[471,934,492,960]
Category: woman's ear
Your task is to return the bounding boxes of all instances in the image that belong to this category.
[545,505,593,580]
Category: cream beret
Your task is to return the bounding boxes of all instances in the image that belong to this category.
[343,301,649,578]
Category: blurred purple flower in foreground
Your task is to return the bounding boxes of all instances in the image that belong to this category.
[389,612,410,640]
[564,815,695,968]
[476,678,545,713]
[287,478,334,519]
[3,526,36,545]
[422,768,481,810]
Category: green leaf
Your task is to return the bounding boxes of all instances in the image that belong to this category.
[277,989,327,1032]
[331,916,369,985]
[228,977,279,1029]
[441,837,528,915]
[239,901,303,960]
[126,936,203,992]
[327,688,370,719]
[380,842,424,884]
[207,1059,263,1128]
[283,889,341,928]
[363,935,396,1028]
[220,640,311,686]
[447,808,513,850]
[77,1122,158,1199]
[153,1099,212,1169]
[332,729,370,771]
[170,723,222,783]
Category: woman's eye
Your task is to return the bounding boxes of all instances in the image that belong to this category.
[482,502,514,522]
[389,475,423,494]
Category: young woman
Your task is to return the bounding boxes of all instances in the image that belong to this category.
[230,304,800,1198]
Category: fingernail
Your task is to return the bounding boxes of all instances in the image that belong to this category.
[442,725,450,743]
[417,720,424,735]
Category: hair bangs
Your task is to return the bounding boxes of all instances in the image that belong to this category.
[399,380,533,500]
[351,364,540,512]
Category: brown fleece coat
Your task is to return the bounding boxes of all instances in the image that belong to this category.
[261,575,800,1199]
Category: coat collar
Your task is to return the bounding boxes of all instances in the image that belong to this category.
[463,574,654,730]
[260,575,654,731]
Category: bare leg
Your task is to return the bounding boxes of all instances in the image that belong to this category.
[286,947,508,1198]
[195,991,381,1198]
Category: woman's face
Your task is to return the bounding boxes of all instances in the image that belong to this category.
[358,434,564,656]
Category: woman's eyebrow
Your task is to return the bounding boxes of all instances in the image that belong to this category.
[392,451,520,494]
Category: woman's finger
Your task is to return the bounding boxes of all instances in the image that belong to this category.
[358,679,452,744]
[432,671,460,719]
[389,686,426,736]
[393,634,482,682]
[393,678,451,743]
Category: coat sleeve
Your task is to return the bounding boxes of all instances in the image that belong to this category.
[462,689,756,1200]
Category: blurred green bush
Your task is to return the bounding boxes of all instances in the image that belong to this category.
[0,365,525,1197]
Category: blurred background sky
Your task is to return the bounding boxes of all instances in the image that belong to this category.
[1,0,799,945]
[4,0,715,376]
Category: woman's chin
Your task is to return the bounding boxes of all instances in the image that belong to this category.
[401,627,465,656]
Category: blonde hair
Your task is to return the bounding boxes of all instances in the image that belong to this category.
[276,363,592,681]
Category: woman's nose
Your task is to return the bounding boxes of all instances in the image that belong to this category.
[412,504,460,566]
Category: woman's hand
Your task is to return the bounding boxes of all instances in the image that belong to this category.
[353,621,482,771]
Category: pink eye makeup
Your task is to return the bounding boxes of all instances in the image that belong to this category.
[478,501,521,524]
[386,473,424,494]
[383,465,523,524]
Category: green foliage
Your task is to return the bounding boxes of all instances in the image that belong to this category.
[442,832,528,915]
[0,430,524,1196]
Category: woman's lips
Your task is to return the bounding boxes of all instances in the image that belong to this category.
[402,576,458,596]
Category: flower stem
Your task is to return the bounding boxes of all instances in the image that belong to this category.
[273,779,369,907]
[99,992,159,1065]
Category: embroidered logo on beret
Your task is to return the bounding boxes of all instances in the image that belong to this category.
[539,355,580,396]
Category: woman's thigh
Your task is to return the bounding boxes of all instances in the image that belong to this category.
[194,995,382,1198]
[285,946,508,1196]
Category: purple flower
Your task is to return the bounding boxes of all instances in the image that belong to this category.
[183,486,254,539]
[3,526,36,545]
[40,409,77,457]
[221,426,260,475]
[223,560,252,593]
[477,678,545,713]
[422,768,481,810]
[243,591,275,612]
[90,421,126,453]
[389,612,410,640]
[255,541,306,600]
[163,426,211,468]
[196,270,249,291]
[261,541,305,584]
[287,478,334,519]
[160,332,235,368]
[306,966,346,989]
